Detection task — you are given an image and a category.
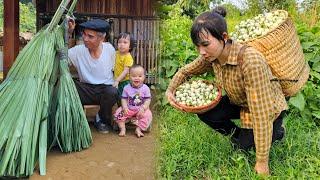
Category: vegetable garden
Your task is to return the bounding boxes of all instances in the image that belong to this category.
[157,0,320,178]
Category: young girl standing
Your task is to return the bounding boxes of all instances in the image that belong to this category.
[114,65,152,137]
[113,33,135,95]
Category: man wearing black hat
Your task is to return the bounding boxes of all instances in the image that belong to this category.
[68,19,118,133]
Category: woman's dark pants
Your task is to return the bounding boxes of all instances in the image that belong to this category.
[197,96,285,151]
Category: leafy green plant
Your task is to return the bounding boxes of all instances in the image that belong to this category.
[264,0,297,11]
[156,5,198,106]
[19,2,36,33]
[0,1,36,33]
[288,23,320,125]
[157,0,214,19]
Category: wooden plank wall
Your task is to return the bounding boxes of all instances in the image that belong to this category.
[42,0,155,17]
[109,18,160,84]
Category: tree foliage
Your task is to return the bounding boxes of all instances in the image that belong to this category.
[0,0,36,33]
[264,0,296,10]
[158,0,223,19]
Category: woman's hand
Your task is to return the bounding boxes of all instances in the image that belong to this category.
[165,90,184,111]
[254,160,270,176]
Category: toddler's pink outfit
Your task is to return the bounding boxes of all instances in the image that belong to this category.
[114,83,152,131]
[114,107,152,130]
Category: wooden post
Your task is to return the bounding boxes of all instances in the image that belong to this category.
[3,0,19,78]
[36,0,46,31]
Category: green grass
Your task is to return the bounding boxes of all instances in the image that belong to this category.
[157,106,320,179]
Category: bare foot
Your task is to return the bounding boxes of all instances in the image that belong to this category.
[135,127,144,138]
[118,128,126,137]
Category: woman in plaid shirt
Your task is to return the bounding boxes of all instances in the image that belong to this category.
[166,7,287,175]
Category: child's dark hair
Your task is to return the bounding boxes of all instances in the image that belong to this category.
[130,64,146,75]
[118,32,136,52]
[190,6,228,46]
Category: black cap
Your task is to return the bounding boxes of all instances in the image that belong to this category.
[79,19,110,33]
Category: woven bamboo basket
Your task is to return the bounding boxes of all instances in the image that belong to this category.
[242,10,310,96]
[172,81,222,114]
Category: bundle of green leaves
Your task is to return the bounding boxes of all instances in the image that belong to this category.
[0,0,92,177]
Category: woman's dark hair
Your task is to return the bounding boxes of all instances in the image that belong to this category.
[117,32,136,52]
[190,6,228,46]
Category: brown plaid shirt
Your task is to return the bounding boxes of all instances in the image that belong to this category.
[167,41,288,161]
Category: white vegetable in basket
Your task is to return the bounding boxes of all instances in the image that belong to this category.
[175,80,219,107]
[230,10,287,42]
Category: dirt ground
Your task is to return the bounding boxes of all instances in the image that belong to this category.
[30,107,157,180]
